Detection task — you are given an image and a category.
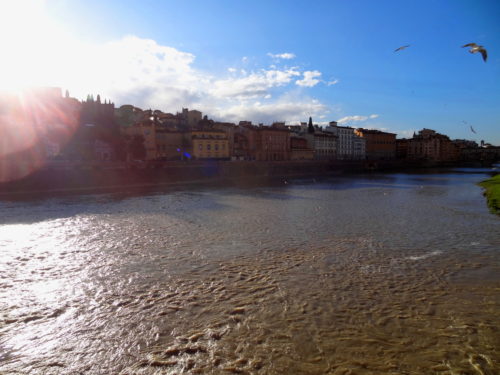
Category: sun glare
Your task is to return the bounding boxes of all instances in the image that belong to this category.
[0,1,81,94]
[0,1,83,183]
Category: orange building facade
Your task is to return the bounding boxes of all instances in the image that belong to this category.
[290,136,314,160]
[407,129,459,162]
[254,125,291,161]
[354,128,396,160]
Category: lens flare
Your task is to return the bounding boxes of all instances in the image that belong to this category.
[0,88,80,183]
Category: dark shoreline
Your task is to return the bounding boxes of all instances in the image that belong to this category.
[0,159,496,199]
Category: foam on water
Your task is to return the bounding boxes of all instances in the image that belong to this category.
[407,250,443,261]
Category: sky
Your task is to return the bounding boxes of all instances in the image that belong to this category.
[0,0,499,143]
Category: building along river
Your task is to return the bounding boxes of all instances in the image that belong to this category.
[0,168,499,374]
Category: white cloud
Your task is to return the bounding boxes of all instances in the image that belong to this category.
[337,114,379,124]
[58,36,209,110]
[327,79,339,86]
[216,96,329,124]
[211,68,300,98]
[6,28,332,124]
[267,52,296,60]
[296,71,322,87]
[0,0,341,130]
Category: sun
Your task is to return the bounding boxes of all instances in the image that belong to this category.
[0,0,81,94]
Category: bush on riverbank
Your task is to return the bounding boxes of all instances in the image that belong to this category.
[479,174,500,215]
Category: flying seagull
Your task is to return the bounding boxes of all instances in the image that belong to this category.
[470,125,477,134]
[394,45,410,52]
[462,43,487,62]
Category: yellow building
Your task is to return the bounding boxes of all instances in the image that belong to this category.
[190,130,229,159]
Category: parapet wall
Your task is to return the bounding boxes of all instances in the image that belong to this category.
[0,159,470,197]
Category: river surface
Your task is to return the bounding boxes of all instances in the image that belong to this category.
[0,169,499,375]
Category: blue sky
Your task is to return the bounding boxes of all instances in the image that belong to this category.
[2,0,499,143]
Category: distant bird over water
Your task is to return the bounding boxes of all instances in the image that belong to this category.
[462,43,487,62]
[394,45,410,52]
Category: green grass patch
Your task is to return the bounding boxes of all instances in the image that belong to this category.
[478,174,500,215]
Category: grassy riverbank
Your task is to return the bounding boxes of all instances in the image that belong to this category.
[479,174,500,215]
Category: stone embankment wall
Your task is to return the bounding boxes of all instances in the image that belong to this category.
[0,159,468,196]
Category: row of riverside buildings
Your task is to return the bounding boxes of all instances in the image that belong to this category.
[6,88,499,164]
[116,105,499,163]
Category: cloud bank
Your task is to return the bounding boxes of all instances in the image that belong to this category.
[215,96,329,124]
[58,36,334,124]
[5,29,338,124]
[210,68,301,99]
[337,114,379,124]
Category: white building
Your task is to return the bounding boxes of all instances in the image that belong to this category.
[305,131,337,160]
[325,121,355,160]
[353,135,366,160]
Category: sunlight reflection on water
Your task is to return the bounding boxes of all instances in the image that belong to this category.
[0,171,499,374]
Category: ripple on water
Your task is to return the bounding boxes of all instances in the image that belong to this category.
[0,173,499,374]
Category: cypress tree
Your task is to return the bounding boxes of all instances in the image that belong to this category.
[308,116,315,133]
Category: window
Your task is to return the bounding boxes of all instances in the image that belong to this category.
[215,144,219,151]
[207,144,211,150]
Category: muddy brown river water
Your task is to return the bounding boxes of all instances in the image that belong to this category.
[0,169,499,374]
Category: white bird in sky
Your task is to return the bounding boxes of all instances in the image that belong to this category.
[462,43,487,62]
[394,45,410,52]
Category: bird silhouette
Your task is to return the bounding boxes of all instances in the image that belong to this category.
[394,45,410,52]
[462,43,487,62]
[470,125,477,134]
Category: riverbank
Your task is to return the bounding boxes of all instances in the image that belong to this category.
[479,174,500,215]
[0,159,495,198]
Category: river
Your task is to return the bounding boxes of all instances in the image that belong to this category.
[0,168,499,374]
